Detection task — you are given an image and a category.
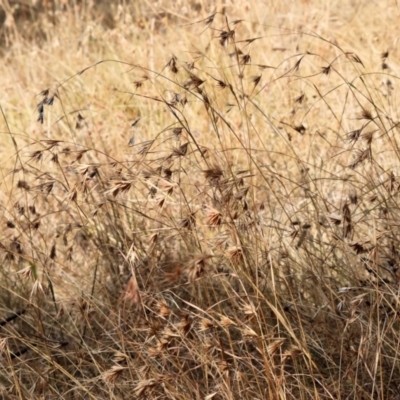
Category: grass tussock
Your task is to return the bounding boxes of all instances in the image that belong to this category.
[2,1,400,399]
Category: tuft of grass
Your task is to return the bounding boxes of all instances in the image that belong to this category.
[2,1,400,399]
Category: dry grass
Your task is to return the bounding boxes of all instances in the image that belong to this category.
[1,1,400,399]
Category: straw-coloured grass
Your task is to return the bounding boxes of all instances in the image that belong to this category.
[1,1,400,399]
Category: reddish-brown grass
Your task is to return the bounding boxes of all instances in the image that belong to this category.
[1,1,400,399]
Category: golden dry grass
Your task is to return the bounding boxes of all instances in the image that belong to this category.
[1,1,400,399]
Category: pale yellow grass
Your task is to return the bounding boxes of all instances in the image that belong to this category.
[1,1,400,399]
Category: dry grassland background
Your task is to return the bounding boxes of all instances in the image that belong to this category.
[1,0,400,398]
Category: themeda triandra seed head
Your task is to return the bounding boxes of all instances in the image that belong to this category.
[128,117,141,147]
